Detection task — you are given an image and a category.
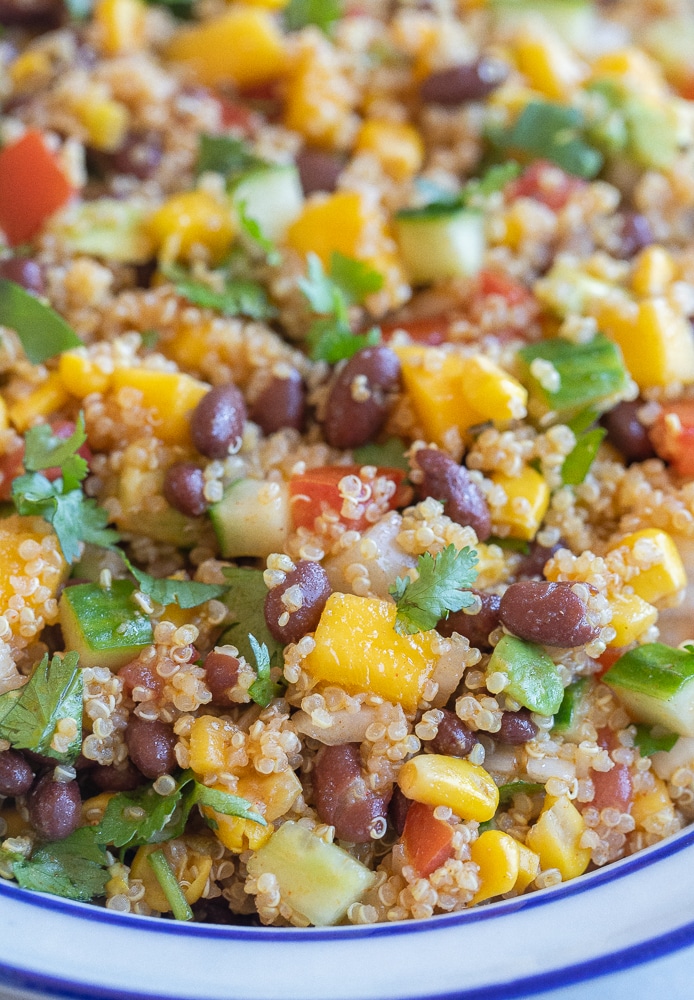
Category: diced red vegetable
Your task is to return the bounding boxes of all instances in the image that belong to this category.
[216,96,260,136]
[594,647,624,677]
[289,464,410,532]
[477,269,532,307]
[402,801,455,877]
[649,400,694,478]
[0,130,74,246]
[380,315,449,346]
[0,439,25,502]
[508,160,585,212]
[591,727,633,814]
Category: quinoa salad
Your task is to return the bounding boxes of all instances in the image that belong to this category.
[0,0,692,930]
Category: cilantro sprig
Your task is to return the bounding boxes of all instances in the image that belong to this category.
[12,414,119,564]
[247,633,282,707]
[412,162,520,214]
[220,566,285,668]
[1,827,110,902]
[163,262,276,321]
[0,279,81,364]
[284,0,342,34]
[300,252,383,363]
[488,101,604,180]
[119,552,229,610]
[389,544,479,635]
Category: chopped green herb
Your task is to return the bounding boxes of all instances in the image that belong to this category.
[164,263,276,321]
[353,436,410,472]
[497,780,545,806]
[413,162,520,213]
[237,200,281,265]
[220,566,284,666]
[140,329,159,350]
[561,426,606,485]
[196,135,266,179]
[487,536,530,554]
[328,252,385,304]
[24,413,88,492]
[489,101,604,179]
[9,827,110,902]
[147,850,193,921]
[63,0,93,18]
[0,652,82,764]
[247,633,280,707]
[389,544,479,635]
[307,319,381,364]
[0,279,81,363]
[285,0,342,34]
[121,553,229,610]
[632,724,678,757]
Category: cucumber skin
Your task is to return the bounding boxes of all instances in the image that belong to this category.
[604,644,694,737]
[394,208,485,284]
[210,479,291,559]
[59,580,153,671]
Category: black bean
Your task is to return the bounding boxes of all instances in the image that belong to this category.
[249,370,306,435]
[0,0,61,26]
[296,147,344,195]
[516,541,563,580]
[389,785,411,837]
[90,761,143,793]
[27,773,81,841]
[163,462,208,517]
[499,580,600,647]
[602,400,655,464]
[437,590,500,650]
[313,743,391,843]
[125,717,177,779]
[429,709,477,757]
[416,448,492,540]
[323,346,401,449]
[614,212,654,260]
[420,56,508,105]
[264,560,332,645]
[0,256,45,295]
[497,709,538,745]
[203,649,240,706]
[109,132,163,180]
[191,384,247,459]
[0,750,34,796]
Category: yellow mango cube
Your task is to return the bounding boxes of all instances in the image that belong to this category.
[236,768,302,822]
[398,754,499,821]
[304,592,438,712]
[490,467,550,541]
[514,29,585,100]
[59,351,112,397]
[515,842,541,892]
[461,355,528,424]
[525,794,591,881]
[165,7,287,88]
[286,192,373,268]
[355,120,424,181]
[631,246,676,298]
[188,715,238,777]
[631,775,675,828]
[94,0,146,55]
[73,95,129,153]
[608,529,686,605]
[0,515,68,644]
[8,374,70,433]
[10,50,53,91]
[470,830,521,904]
[595,298,694,388]
[148,190,235,265]
[608,592,658,647]
[110,368,209,445]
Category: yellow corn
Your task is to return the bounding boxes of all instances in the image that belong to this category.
[525,794,591,881]
[608,528,687,606]
[631,246,676,297]
[148,190,235,265]
[304,592,438,713]
[398,754,499,822]
[94,0,146,55]
[595,297,694,388]
[490,467,550,541]
[188,715,237,777]
[607,592,658,647]
[165,7,287,88]
[0,515,68,645]
[110,368,209,446]
[204,769,301,853]
[73,94,129,153]
[355,120,424,181]
[515,842,541,892]
[130,841,213,912]
[286,191,376,269]
[469,830,520,904]
[514,29,585,100]
[208,812,273,853]
[631,775,675,829]
[59,351,112,397]
[8,374,70,433]
[9,50,53,91]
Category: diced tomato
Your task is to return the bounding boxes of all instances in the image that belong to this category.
[289,464,411,532]
[216,96,261,136]
[508,160,585,213]
[402,801,455,877]
[477,269,533,307]
[0,130,74,246]
[594,647,624,677]
[677,77,694,101]
[649,400,694,478]
[380,314,449,346]
[0,438,25,502]
[591,727,633,814]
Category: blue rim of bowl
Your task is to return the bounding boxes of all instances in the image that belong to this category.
[1,823,694,1000]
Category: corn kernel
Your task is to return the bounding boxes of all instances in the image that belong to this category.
[111,368,209,446]
[207,811,273,853]
[595,297,694,388]
[73,95,130,153]
[631,246,676,297]
[305,592,438,713]
[188,715,237,777]
[8,373,70,432]
[165,7,287,88]
[9,50,53,91]
[631,775,675,828]
[59,351,112,397]
[398,754,499,822]
[515,842,541,892]
[355,120,424,181]
[469,830,520,904]
[94,0,146,56]
[608,592,658,647]
[525,794,591,881]
[148,190,234,265]
[490,467,550,541]
[514,29,585,100]
[608,528,687,606]
[131,842,213,912]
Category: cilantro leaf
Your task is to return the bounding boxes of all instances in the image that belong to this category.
[164,263,276,321]
[23,414,88,491]
[353,436,410,472]
[11,827,110,902]
[285,0,342,34]
[413,162,520,213]
[307,318,380,364]
[329,251,384,304]
[237,201,281,265]
[561,427,606,486]
[389,544,479,635]
[129,565,229,610]
[220,566,284,667]
[247,633,278,707]
[0,279,81,364]
[489,101,604,179]
[299,253,346,317]
[196,135,267,179]
[0,652,83,764]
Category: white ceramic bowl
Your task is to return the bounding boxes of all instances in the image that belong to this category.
[1,823,694,1000]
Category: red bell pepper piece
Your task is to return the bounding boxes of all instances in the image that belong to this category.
[508,159,584,212]
[649,400,694,478]
[289,464,410,532]
[402,801,455,877]
[0,130,74,246]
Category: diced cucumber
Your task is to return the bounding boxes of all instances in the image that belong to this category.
[393,205,485,285]
[246,821,376,926]
[603,643,694,737]
[59,580,153,670]
[490,0,595,49]
[210,478,291,559]
[117,508,211,549]
[230,164,304,243]
[552,677,592,739]
[50,198,155,264]
[534,259,615,319]
[487,634,564,716]
[517,333,630,421]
